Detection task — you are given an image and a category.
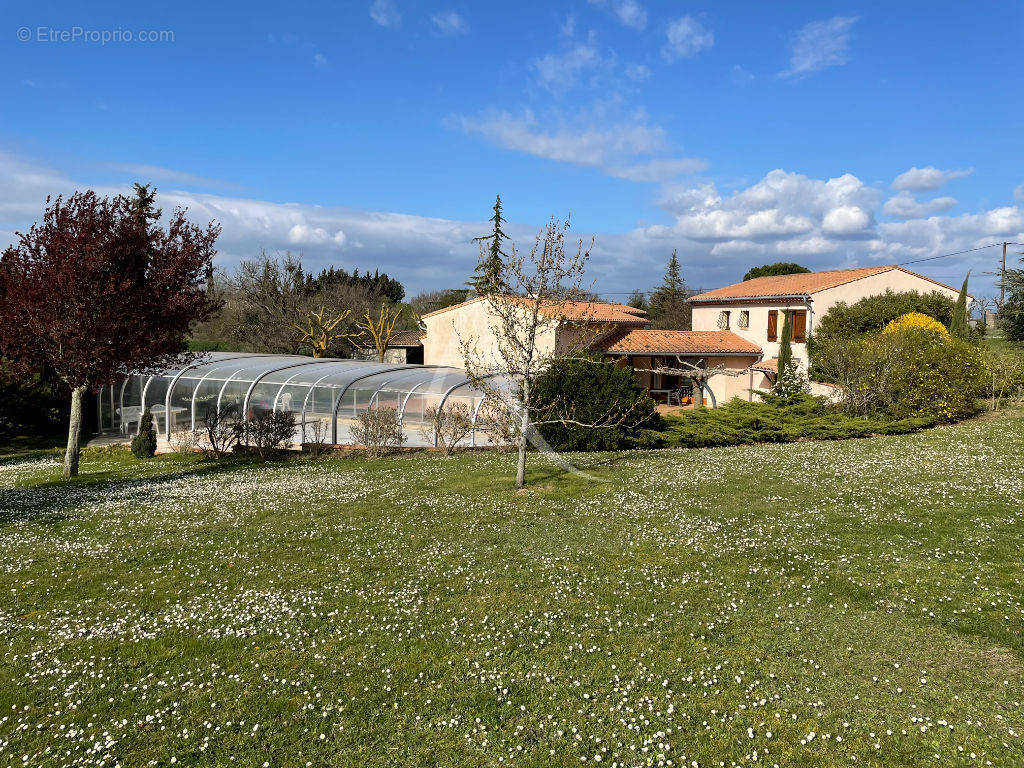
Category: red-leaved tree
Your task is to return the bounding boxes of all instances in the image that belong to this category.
[0,185,222,477]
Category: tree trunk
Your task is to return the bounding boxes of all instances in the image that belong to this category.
[63,385,87,478]
[515,385,530,489]
[516,410,530,488]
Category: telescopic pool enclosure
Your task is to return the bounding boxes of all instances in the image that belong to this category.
[96,352,509,449]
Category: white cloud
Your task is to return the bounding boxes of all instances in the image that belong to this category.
[891,165,973,192]
[560,13,576,38]
[650,170,881,243]
[624,63,650,81]
[451,109,704,183]
[882,191,957,219]
[642,169,1023,291]
[313,52,328,67]
[662,16,713,61]
[781,16,858,78]
[105,163,243,192]
[288,224,346,246]
[2,151,1021,298]
[1015,184,1024,202]
[532,43,602,90]
[431,10,468,36]
[369,0,400,28]
[588,0,647,30]
[614,0,647,30]
[822,205,872,236]
[606,157,708,182]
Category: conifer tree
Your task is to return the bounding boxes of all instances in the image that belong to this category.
[470,195,510,295]
[950,272,970,339]
[777,309,793,372]
[771,309,807,398]
[648,250,691,329]
[130,408,158,458]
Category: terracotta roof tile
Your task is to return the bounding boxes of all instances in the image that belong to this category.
[388,330,424,346]
[420,295,647,324]
[751,357,779,374]
[690,266,897,302]
[600,329,762,356]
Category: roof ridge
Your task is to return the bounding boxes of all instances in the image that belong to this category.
[689,265,903,302]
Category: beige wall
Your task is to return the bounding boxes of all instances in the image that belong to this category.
[811,270,962,318]
[691,268,964,368]
[692,301,811,364]
[703,355,764,404]
[422,299,558,370]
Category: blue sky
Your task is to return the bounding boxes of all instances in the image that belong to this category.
[1,0,1022,297]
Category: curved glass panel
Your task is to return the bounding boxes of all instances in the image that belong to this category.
[107,353,507,447]
[164,354,253,435]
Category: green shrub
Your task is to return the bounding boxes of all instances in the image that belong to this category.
[813,289,957,339]
[130,408,158,458]
[532,356,662,452]
[660,395,936,449]
[858,327,987,422]
[1002,269,1024,342]
[0,364,67,439]
[743,262,810,281]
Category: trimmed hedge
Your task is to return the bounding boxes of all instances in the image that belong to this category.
[655,395,935,450]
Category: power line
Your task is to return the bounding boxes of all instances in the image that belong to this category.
[594,243,1024,298]
[896,243,1004,266]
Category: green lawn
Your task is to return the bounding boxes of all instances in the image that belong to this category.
[2,414,1023,767]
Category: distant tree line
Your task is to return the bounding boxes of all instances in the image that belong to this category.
[190,252,414,357]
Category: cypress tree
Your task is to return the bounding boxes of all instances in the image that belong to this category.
[777,309,793,373]
[131,408,158,458]
[772,310,806,398]
[950,272,970,339]
[470,195,509,295]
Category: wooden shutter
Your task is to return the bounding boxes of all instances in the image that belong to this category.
[791,310,807,343]
[767,310,778,341]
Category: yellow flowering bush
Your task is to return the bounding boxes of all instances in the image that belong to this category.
[882,312,950,337]
[863,325,987,421]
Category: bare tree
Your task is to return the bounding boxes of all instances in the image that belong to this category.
[230,251,308,353]
[421,401,475,454]
[461,216,611,488]
[357,304,404,362]
[351,406,405,458]
[288,305,359,358]
[303,418,331,457]
[246,410,297,458]
[201,404,243,458]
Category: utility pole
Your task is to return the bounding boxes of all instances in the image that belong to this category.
[1000,242,1008,310]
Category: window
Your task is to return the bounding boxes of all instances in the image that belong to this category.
[717,310,730,330]
[767,310,778,341]
[791,310,807,343]
[738,310,750,329]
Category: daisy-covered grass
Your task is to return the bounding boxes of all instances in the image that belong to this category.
[1,412,1023,767]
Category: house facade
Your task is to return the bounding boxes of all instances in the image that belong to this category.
[419,296,648,369]
[413,265,964,407]
[689,265,964,367]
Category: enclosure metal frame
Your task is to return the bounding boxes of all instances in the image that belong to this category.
[100,354,499,449]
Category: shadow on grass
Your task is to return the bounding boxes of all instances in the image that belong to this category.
[0,457,257,526]
[0,434,65,460]
[524,450,636,486]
